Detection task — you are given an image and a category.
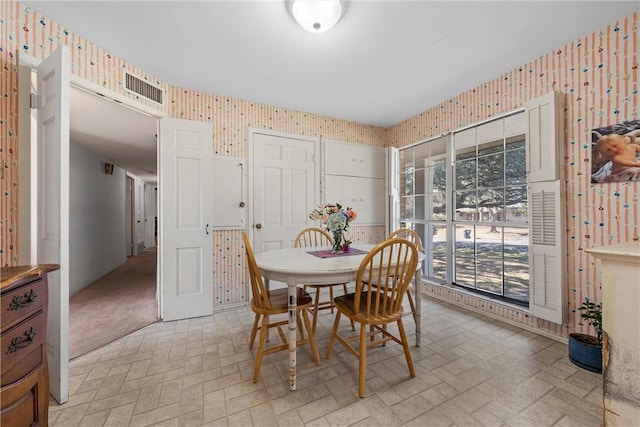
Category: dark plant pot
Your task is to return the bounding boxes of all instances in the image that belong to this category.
[342,244,350,252]
[568,333,602,374]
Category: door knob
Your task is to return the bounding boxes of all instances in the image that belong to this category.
[256,223,262,229]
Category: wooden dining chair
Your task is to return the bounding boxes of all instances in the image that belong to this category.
[242,232,320,383]
[326,238,418,398]
[386,227,423,318]
[294,227,353,333]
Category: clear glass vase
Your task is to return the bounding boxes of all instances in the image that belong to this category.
[331,230,344,254]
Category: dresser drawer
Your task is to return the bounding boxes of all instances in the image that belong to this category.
[1,312,45,381]
[0,383,38,427]
[1,277,45,332]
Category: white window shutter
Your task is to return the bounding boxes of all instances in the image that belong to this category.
[386,147,400,234]
[525,91,562,182]
[528,180,565,324]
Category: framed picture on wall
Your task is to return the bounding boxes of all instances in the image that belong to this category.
[591,119,640,184]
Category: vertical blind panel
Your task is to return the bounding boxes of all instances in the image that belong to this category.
[532,253,558,309]
[526,91,560,182]
[527,107,542,172]
[532,253,546,306]
[531,190,557,245]
[542,192,556,244]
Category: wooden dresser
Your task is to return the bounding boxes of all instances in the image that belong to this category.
[1,264,59,427]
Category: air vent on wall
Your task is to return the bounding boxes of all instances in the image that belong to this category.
[125,72,163,105]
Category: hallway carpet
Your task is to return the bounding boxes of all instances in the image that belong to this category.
[69,249,159,359]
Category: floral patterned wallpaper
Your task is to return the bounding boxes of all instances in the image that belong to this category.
[1,0,637,339]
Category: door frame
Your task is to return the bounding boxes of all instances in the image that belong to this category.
[125,175,134,256]
[247,127,321,249]
[17,52,165,402]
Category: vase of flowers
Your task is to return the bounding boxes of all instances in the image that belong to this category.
[309,203,357,253]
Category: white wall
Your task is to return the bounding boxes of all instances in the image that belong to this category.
[69,141,127,296]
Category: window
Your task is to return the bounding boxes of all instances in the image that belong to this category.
[399,137,448,283]
[453,126,529,306]
[396,92,563,322]
[399,112,530,306]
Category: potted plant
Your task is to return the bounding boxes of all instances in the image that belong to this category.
[568,297,602,373]
[342,239,352,252]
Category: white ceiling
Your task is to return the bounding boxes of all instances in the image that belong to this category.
[23,0,638,184]
[70,88,157,184]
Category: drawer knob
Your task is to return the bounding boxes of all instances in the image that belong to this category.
[8,327,37,353]
[9,289,37,310]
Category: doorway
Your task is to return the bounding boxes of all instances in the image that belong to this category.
[66,88,160,358]
[17,52,161,368]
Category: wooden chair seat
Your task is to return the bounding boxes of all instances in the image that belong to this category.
[333,291,405,325]
[250,287,312,315]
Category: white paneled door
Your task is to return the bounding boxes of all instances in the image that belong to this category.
[37,45,70,404]
[250,131,318,253]
[159,118,214,321]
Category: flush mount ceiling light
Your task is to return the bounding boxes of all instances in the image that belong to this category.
[289,0,343,34]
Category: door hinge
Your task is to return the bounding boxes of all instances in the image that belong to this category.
[30,93,37,109]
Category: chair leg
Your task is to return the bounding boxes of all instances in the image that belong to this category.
[253,315,269,383]
[397,319,415,378]
[249,313,260,349]
[407,289,416,321]
[297,313,304,341]
[358,323,367,398]
[326,311,342,359]
[311,287,321,333]
[342,283,355,331]
[329,286,335,313]
[301,309,320,365]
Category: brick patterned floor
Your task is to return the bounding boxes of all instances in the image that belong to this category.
[49,295,602,426]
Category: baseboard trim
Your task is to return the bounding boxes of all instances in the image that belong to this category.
[425,291,568,345]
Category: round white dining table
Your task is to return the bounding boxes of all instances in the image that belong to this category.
[254,244,424,391]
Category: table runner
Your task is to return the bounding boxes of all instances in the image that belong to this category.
[307,248,368,258]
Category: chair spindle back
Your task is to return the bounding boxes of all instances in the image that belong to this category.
[294,227,333,248]
[242,232,271,310]
[354,238,418,319]
[388,227,423,252]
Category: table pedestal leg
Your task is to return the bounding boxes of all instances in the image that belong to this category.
[414,269,422,347]
[287,278,297,391]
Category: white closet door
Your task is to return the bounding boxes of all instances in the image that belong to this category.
[158,118,214,321]
[251,131,317,252]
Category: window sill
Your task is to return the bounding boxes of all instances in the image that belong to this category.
[419,279,530,314]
